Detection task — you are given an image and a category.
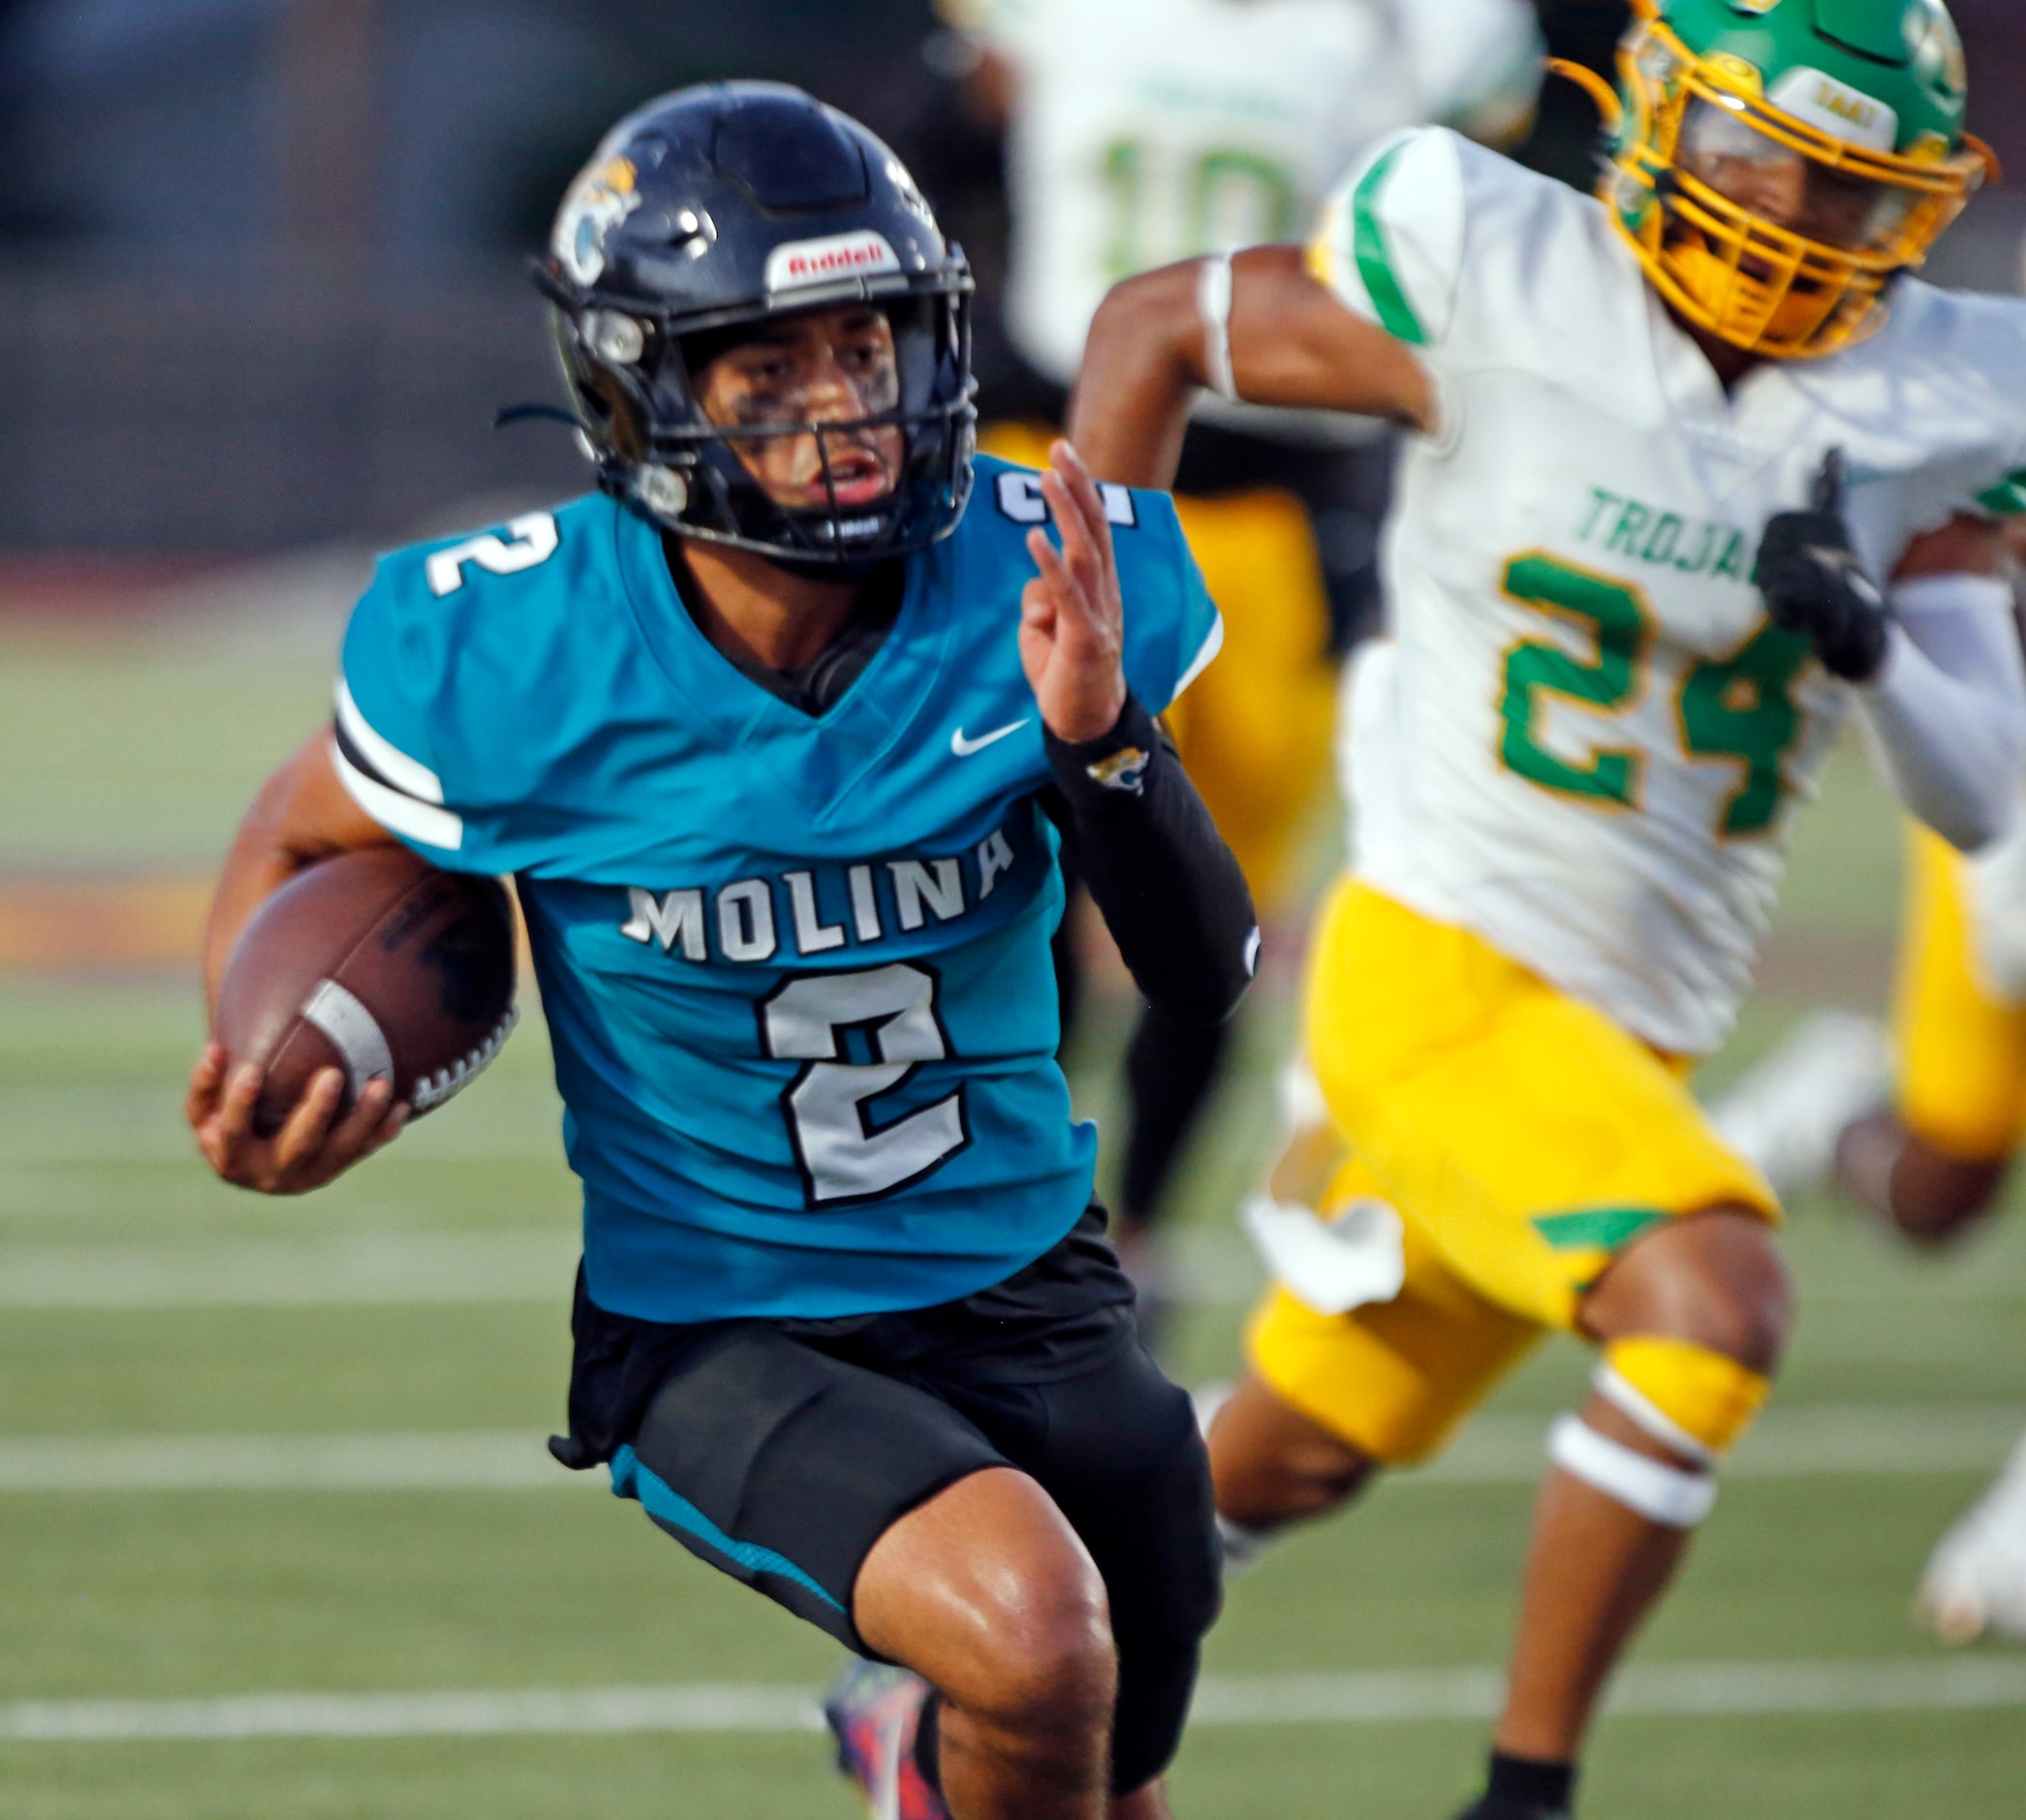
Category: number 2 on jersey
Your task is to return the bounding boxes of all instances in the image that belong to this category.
[425,513,560,598]
[760,964,969,1207]
[1498,551,1811,837]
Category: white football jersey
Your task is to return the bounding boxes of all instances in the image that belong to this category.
[1316,129,2026,1056]
[952,0,1542,394]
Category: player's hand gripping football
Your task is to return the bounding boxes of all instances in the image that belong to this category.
[185,1046,406,1195]
[1754,448,1890,682]
[1020,439,1130,743]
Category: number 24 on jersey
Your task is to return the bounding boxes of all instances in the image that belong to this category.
[1497,550,1814,839]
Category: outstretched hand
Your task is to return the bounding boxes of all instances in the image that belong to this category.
[1019,440,1129,744]
[185,1042,407,1195]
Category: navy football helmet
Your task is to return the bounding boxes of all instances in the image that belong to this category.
[538,82,976,564]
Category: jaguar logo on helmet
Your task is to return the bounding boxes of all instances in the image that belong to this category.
[553,157,641,288]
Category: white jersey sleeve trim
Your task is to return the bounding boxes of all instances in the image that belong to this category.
[330,737,465,852]
[336,679,445,804]
[1171,612,1226,704]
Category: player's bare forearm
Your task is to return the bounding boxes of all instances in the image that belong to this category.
[203,730,396,1014]
[1067,263,1203,489]
[1068,246,1438,488]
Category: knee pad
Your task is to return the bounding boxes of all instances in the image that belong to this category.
[1546,1338,1771,1529]
[1598,1336,1771,1463]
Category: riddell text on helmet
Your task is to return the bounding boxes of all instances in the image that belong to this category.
[764,231,902,295]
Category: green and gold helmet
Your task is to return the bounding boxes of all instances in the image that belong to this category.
[1599,0,1993,360]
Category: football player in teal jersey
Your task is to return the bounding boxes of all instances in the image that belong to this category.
[184,84,1255,1820]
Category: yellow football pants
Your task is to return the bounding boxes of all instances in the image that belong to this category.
[1894,823,2026,1162]
[1249,880,1780,1464]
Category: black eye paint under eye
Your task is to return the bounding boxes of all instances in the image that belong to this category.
[725,391,782,427]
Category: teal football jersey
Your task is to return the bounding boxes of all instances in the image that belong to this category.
[333,457,1222,1321]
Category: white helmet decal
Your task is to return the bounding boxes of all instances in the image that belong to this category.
[764,230,902,296]
[1766,68,1900,152]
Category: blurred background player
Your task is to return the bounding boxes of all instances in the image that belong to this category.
[1070,0,2026,1812]
[1713,593,2026,1649]
[933,0,1543,1322]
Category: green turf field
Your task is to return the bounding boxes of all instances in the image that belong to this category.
[3,623,2024,1817]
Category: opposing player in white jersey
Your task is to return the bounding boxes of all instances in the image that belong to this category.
[944,0,1543,1312]
[957,0,1540,392]
[1071,0,2025,1812]
[1711,633,2026,1649]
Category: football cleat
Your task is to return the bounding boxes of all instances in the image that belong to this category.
[1917,1429,2026,1645]
[1706,1010,1890,1206]
[824,1661,950,1820]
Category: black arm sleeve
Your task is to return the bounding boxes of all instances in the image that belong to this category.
[1041,693,1258,1025]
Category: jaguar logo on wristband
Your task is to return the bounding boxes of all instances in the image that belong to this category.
[1085,746,1150,795]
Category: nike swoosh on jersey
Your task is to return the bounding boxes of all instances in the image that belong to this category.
[951,719,1030,757]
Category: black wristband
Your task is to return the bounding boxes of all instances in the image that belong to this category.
[1037,688,1256,1025]
[1042,693,1164,803]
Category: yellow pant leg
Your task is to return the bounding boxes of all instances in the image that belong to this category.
[1246,881,1779,1460]
[1247,1155,1543,1464]
[1162,489,1338,908]
[1893,823,2026,1162]
[1305,881,1779,1334]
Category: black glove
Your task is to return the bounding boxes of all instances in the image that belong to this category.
[1753,449,1890,682]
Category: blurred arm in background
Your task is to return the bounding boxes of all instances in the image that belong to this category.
[1068,245,1435,491]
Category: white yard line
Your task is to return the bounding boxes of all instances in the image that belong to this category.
[1164,1233,2026,1310]
[0,1431,569,1492]
[3,1223,2022,1313]
[3,1404,2017,1494]
[6,1657,2025,1743]
[0,1232,577,1308]
[0,1085,567,1168]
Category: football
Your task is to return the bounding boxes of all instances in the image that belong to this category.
[213,846,519,1136]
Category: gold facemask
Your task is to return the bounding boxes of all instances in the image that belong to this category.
[1604,18,1992,360]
